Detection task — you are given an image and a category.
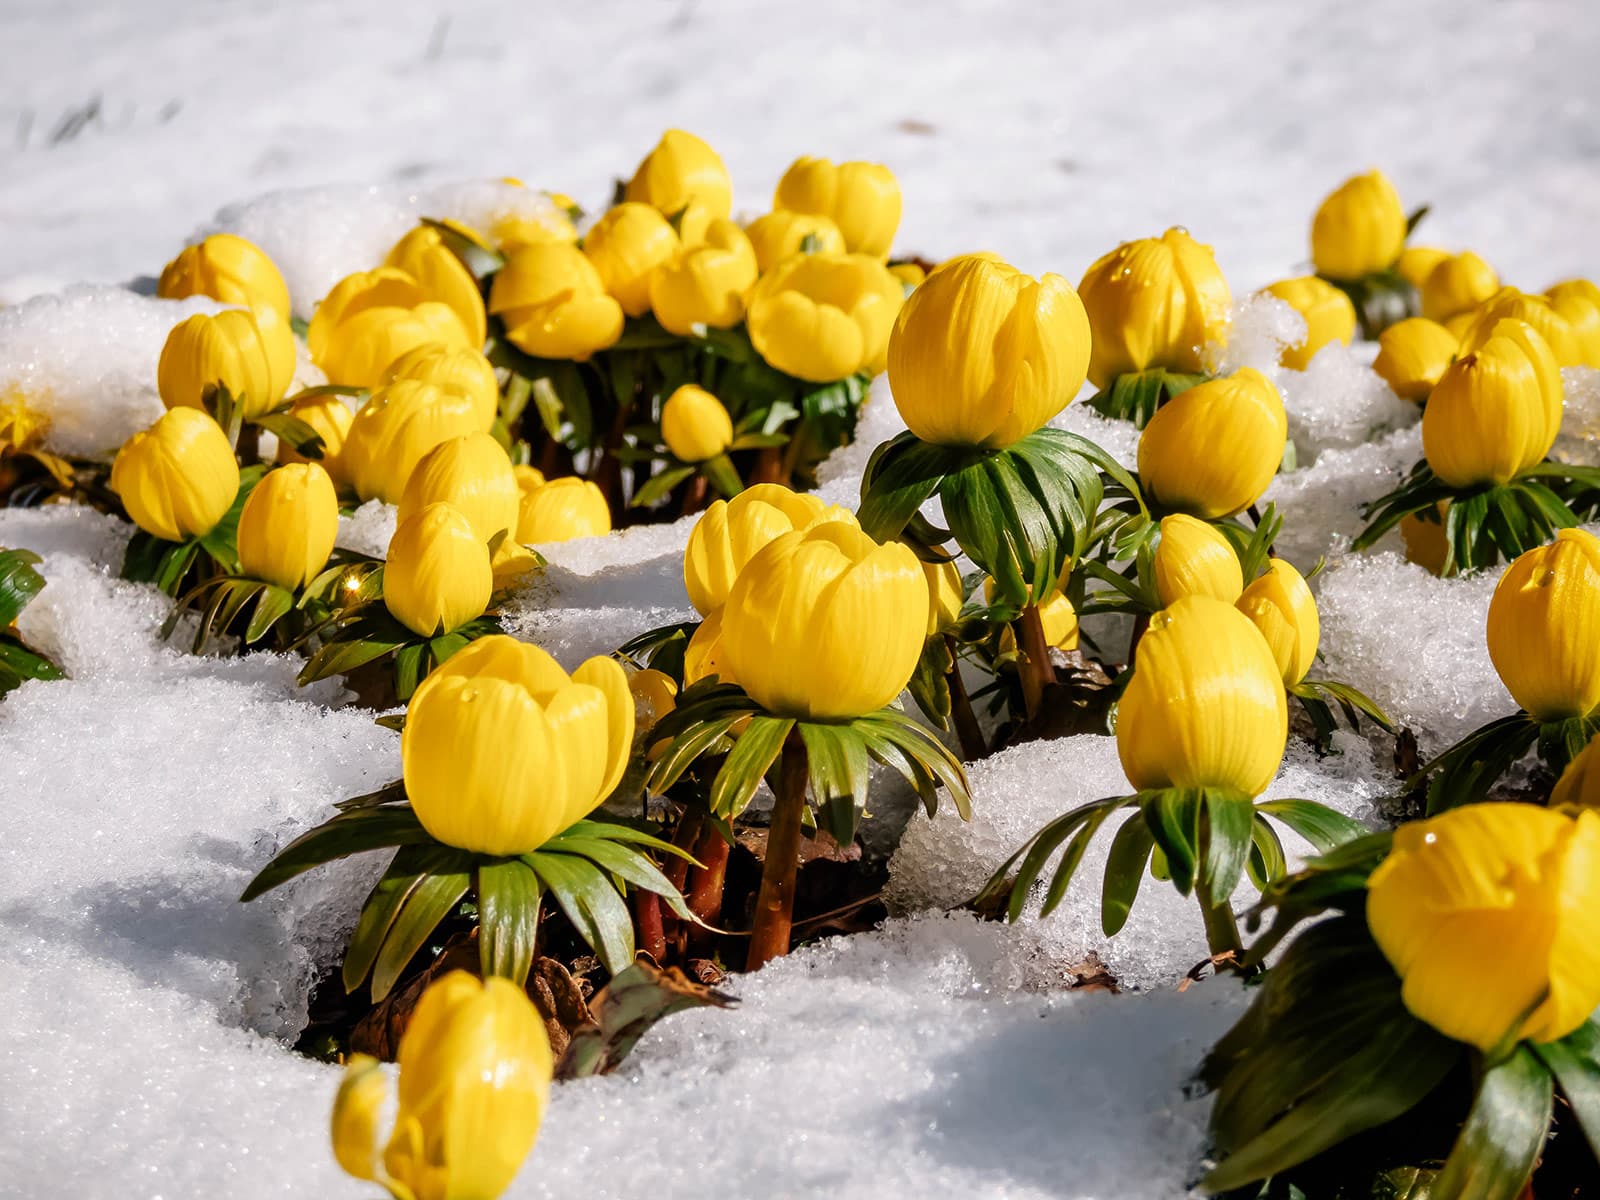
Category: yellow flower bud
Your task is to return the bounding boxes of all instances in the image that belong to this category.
[625,129,734,225]
[1458,287,1583,368]
[308,268,475,388]
[582,203,680,318]
[384,225,489,348]
[495,197,580,251]
[1553,737,1600,810]
[382,342,498,434]
[923,558,965,635]
[721,522,928,719]
[683,606,736,687]
[489,243,624,361]
[683,482,857,616]
[1037,590,1080,650]
[236,463,338,590]
[1260,276,1356,371]
[516,476,612,543]
[889,262,926,290]
[743,209,847,273]
[157,309,287,419]
[157,233,291,320]
[1486,529,1600,721]
[1396,245,1451,291]
[1236,558,1319,686]
[1421,320,1561,488]
[276,394,354,485]
[649,219,759,335]
[1373,317,1459,401]
[398,432,520,546]
[110,408,240,543]
[630,667,678,727]
[383,502,493,637]
[1420,251,1499,323]
[1310,169,1407,282]
[1153,513,1243,607]
[403,635,632,852]
[660,384,733,463]
[887,253,1091,448]
[514,464,546,497]
[342,379,483,504]
[1079,229,1232,387]
[1367,804,1600,1051]
[1116,594,1288,795]
[1400,504,1450,576]
[774,157,902,259]
[1137,368,1286,519]
[747,252,904,383]
[1545,279,1600,368]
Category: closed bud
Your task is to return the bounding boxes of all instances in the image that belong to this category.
[491,539,540,591]
[889,261,926,290]
[888,253,1090,448]
[923,558,965,635]
[1367,804,1600,1050]
[683,482,856,616]
[383,502,493,636]
[650,219,759,335]
[747,252,904,383]
[1458,286,1583,368]
[157,233,291,320]
[1310,169,1407,282]
[774,157,902,259]
[276,394,354,485]
[1236,558,1319,686]
[237,463,339,590]
[630,667,678,728]
[342,379,483,504]
[660,384,733,463]
[1116,595,1288,796]
[1153,514,1243,607]
[517,476,612,543]
[582,203,680,318]
[744,209,847,273]
[398,432,520,546]
[1137,368,1286,519]
[1373,317,1458,401]
[514,464,546,498]
[157,309,287,419]
[309,268,475,389]
[683,607,736,687]
[489,243,624,360]
[1486,529,1600,721]
[1036,591,1080,650]
[384,225,489,348]
[625,129,734,225]
[1260,276,1356,371]
[495,195,580,251]
[1079,229,1232,387]
[110,408,240,543]
[1421,319,1560,488]
[382,342,498,434]
[1396,245,1451,291]
[1545,279,1600,369]
[1421,251,1499,323]
[1400,504,1450,576]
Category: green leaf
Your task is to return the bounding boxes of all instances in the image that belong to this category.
[526,851,635,973]
[252,411,325,459]
[546,836,694,922]
[1255,798,1369,855]
[196,463,267,572]
[1420,714,1540,814]
[1040,801,1124,918]
[369,861,472,1001]
[343,843,462,993]
[555,818,695,859]
[0,547,46,627]
[856,432,963,543]
[477,858,542,986]
[1200,787,1255,905]
[244,585,295,643]
[1433,1047,1552,1200]
[1245,815,1287,891]
[1532,1020,1600,1161]
[1139,789,1202,896]
[629,463,696,509]
[710,716,795,817]
[800,722,873,848]
[700,453,744,500]
[298,624,413,686]
[1100,814,1155,936]
[0,637,64,695]
[393,642,429,700]
[239,805,433,901]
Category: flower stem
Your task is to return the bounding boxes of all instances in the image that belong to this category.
[1018,604,1052,721]
[634,889,666,962]
[685,822,730,957]
[746,731,808,971]
[1196,888,1244,967]
[945,634,987,761]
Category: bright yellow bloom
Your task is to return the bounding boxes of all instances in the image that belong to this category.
[275,394,354,486]
[626,129,734,228]
[1486,529,1600,721]
[774,157,902,259]
[1236,558,1319,686]
[682,483,857,616]
[1459,287,1583,368]
[747,252,904,383]
[514,464,546,498]
[923,558,965,635]
[1261,276,1356,371]
[1153,514,1243,607]
[630,667,678,727]
[331,972,551,1200]
[683,606,736,687]
[1400,504,1450,576]
[1397,245,1451,291]
[649,218,758,335]
[1032,590,1080,650]
[1310,169,1407,282]
[656,385,729,464]
[384,225,489,348]
[110,408,239,542]
[517,476,612,543]
[1421,251,1499,324]
[1421,319,1561,488]
[382,342,499,434]
[398,432,520,546]
[1373,317,1459,401]
[489,243,624,361]
[721,522,927,719]
[1545,279,1600,368]
[1367,804,1600,1051]
[0,389,73,487]
[491,539,540,591]
[744,209,847,273]
[403,634,632,853]
[236,463,338,590]
[1116,594,1288,795]
[582,203,679,318]
[157,309,289,420]
[383,502,493,637]
[1553,737,1600,810]
[1079,229,1232,387]
[157,233,291,320]
[889,262,926,290]
[887,253,1091,448]
[494,195,580,251]
[1137,368,1287,520]
[309,268,476,389]
[342,379,483,504]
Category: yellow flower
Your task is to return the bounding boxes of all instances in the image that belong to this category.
[1310,169,1407,282]
[773,157,902,259]
[1486,529,1600,721]
[157,233,291,320]
[237,463,338,590]
[1545,279,1600,369]
[625,129,734,228]
[1033,590,1080,650]
[383,502,493,637]
[382,342,499,434]
[514,464,546,498]
[384,225,489,348]
[1421,319,1561,488]
[110,408,239,542]
[494,195,580,251]
[1236,558,1319,686]
[649,218,759,335]
[1079,229,1232,387]
[887,253,1091,448]
[747,252,904,383]
[517,476,612,543]
[660,384,733,463]
[721,521,928,720]
[923,558,965,635]
[331,972,551,1200]
[157,309,289,419]
[1153,513,1243,607]
[491,539,540,591]
[1116,594,1288,795]
[274,393,353,486]
[889,262,926,290]
[0,389,73,487]
[682,482,856,616]
[1137,368,1286,519]
[1553,737,1600,810]
[1260,276,1356,371]
[309,268,475,389]
[630,667,678,727]
[1400,504,1450,576]
[744,209,847,273]
[489,243,624,361]
[1397,245,1451,291]
[398,432,520,546]
[1373,317,1459,401]
[1366,804,1600,1051]
[1459,287,1583,368]
[403,634,632,853]
[683,607,736,687]
[1421,251,1499,323]
[582,203,680,318]
[342,379,483,504]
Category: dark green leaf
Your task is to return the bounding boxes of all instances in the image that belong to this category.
[547,836,694,922]
[478,858,542,986]
[252,411,325,459]
[856,432,963,543]
[343,843,462,993]
[1100,813,1156,936]
[629,464,696,509]
[244,585,295,643]
[1256,798,1369,855]
[1532,1020,1600,1160]
[239,805,432,901]
[369,862,472,1001]
[710,716,795,817]
[1432,1047,1552,1200]
[0,547,46,627]
[526,851,635,973]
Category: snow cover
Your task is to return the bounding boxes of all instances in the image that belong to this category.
[4,0,1600,1196]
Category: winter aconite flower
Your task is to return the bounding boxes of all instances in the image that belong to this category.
[237,463,338,590]
[1373,317,1459,401]
[382,342,500,434]
[1397,245,1451,291]
[1366,804,1600,1051]
[1420,251,1499,325]
[683,483,856,616]
[744,209,846,273]
[384,225,489,348]
[583,203,680,318]
[1137,368,1287,519]
[1153,514,1244,607]
[1310,169,1407,282]
[746,252,904,383]
[157,309,291,420]
[383,502,494,637]
[1236,559,1320,686]
[1545,279,1600,368]
[341,379,483,505]
[625,129,734,236]
[275,393,354,485]
[110,408,239,542]
[887,253,1091,448]
[923,558,965,635]
[660,384,734,463]
[489,243,624,360]
[1486,529,1600,721]
[649,219,759,335]
[516,476,612,543]
[157,232,291,320]
[397,432,521,546]
[308,268,475,389]
[1260,276,1356,371]
[1458,287,1583,368]
[774,157,902,259]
